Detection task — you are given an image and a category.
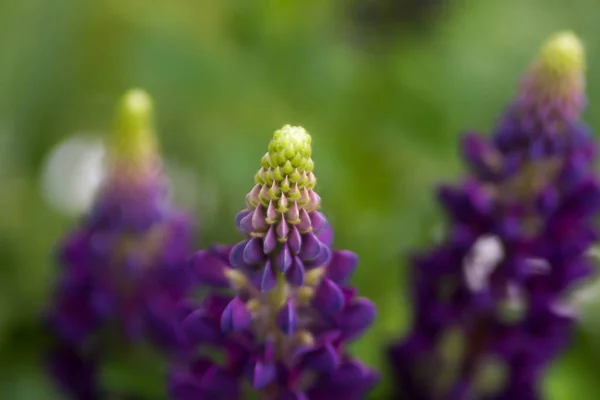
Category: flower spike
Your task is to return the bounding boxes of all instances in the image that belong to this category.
[171,125,377,400]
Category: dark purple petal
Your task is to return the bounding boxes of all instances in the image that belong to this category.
[168,370,204,400]
[190,251,229,287]
[235,210,251,233]
[276,301,297,335]
[183,309,221,343]
[297,209,311,232]
[304,245,332,268]
[337,298,376,340]
[300,343,339,372]
[313,279,344,314]
[299,232,321,260]
[220,297,252,333]
[317,224,334,246]
[536,186,560,215]
[327,250,358,284]
[239,211,254,235]
[46,342,99,399]
[229,240,251,270]
[275,244,293,272]
[261,260,278,292]
[200,365,241,398]
[252,361,277,389]
[264,226,277,254]
[288,225,302,254]
[285,256,305,286]
[309,211,327,234]
[243,237,265,265]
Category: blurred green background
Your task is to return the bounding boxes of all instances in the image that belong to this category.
[1,0,600,398]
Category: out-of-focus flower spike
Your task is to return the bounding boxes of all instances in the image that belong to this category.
[389,32,600,399]
[45,88,195,398]
[109,89,157,168]
[521,31,585,119]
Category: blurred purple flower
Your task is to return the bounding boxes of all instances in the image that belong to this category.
[45,89,196,399]
[389,32,600,400]
[169,125,378,400]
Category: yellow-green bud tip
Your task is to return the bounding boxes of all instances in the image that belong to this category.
[110,88,157,163]
[265,125,313,171]
[537,31,585,78]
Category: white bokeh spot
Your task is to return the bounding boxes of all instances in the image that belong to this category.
[463,235,504,292]
[41,134,106,216]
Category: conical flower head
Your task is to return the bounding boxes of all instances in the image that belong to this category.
[176,125,377,400]
[249,125,318,233]
[93,89,169,232]
[494,32,588,158]
[46,89,195,398]
[524,31,585,115]
[108,88,158,174]
[390,32,600,400]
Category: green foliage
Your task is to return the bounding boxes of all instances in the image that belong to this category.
[1,0,600,398]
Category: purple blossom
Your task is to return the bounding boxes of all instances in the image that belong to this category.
[170,125,378,400]
[388,32,600,400]
[45,89,196,399]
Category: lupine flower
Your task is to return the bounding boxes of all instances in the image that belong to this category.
[170,125,378,400]
[388,32,600,400]
[46,89,195,399]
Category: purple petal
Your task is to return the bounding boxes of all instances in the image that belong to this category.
[220,297,252,333]
[190,251,229,287]
[239,211,255,235]
[252,361,277,389]
[299,232,321,260]
[286,257,305,286]
[252,205,268,231]
[313,279,345,314]
[327,251,358,285]
[309,211,327,234]
[202,294,232,320]
[46,342,99,399]
[277,218,290,240]
[288,225,302,254]
[235,210,251,233]
[337,298,376,340]
[229,240,251,270]
[304,245,332,268]
[276,301,297,335]
[243,237,265,265]
[264,226,277,254]
[536,187,560,215]
[168,370,204,400]
[298,209,311,232]
[317,224,334,246]
[287,202,300,222]
[300,343,339,372]
[464,180,493,214]
[183,309,221,343]
[261,260,278,292]
[275,245,293,272]
[461,133,501,176]
[199,366,240,397]
[267,200,278,222]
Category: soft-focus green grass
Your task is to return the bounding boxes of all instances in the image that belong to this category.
[1,0,600,398]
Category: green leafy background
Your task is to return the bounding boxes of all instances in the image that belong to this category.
[1,0,600,398]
